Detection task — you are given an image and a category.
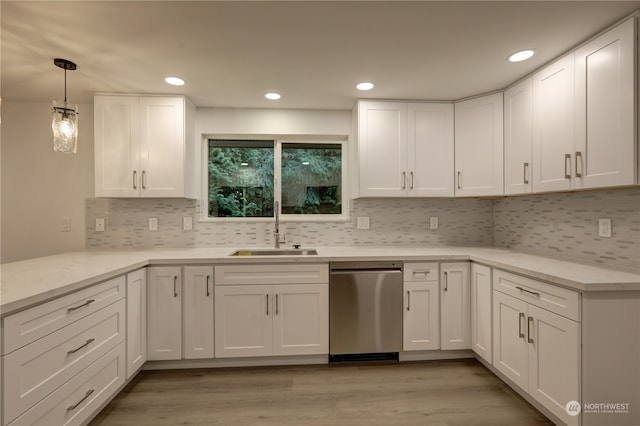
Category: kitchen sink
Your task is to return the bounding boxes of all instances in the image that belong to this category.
[230,248,318,256]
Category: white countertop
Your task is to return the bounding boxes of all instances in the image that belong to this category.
[2,246,639,316]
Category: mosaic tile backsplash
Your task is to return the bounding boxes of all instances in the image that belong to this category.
[86,188,639,271]
[493,188,640,271]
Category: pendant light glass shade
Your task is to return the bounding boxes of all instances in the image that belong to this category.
[52,100,79,154]
[52,58,79,154]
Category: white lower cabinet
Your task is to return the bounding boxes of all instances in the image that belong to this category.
[470,263,492,363]
[147,266,182,360]
[493,286,580,426]
[440,263,471,350]
[126,268,147,378]
[215,283,328,358]
[403,263,440,351]
[183,266,214,359]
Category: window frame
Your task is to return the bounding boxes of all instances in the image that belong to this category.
[200,135,349,223]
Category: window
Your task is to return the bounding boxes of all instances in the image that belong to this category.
[206,138,346,220]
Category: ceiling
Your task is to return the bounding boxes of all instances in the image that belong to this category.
[2,1,639,110]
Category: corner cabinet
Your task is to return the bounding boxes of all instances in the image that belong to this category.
[353,100,454,197]
[214,264,329,358]
[94,94,197,198]
[454,93,504,197]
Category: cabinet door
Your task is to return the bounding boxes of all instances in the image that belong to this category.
[492,291,529,390]
[272,284,328,356]
[357,101,408,197]
[407,103,455,196]
[454,93,504,196]
[147,267,182,360]
[139,97,185,197]
[183,266,214,359]
[532,55,575,192]
[528,305,580,426]
[504,79,533,195]
[214,285,272,358]
[440,263,470,350]
[126,268,147,378]
[574,18,635,190]
[403,281,440,351]
[470,264,492,363]
[94,96,140,197]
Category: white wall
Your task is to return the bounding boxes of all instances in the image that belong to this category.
[1,102,94,262]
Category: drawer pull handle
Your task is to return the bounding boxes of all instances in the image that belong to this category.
[412,269,429,275]
[575,151,583,178]
[206,275,211,297]
[444,271,448,292]
[174,276,178,298]
[133,170,137,190]
[527,316,534,344]
[518,312,525,338]
[523,162,529,185]
[407,291,411,311]
[67,338,95,354]
[564,154,571,179]
[402,172,407,190]
[266,294,269,316]
[276,294,279,315]
[67,389,95,411]
[142,170,147,190]
[515,286,540,297]
[67,299,95,313]
[410,171,414,190]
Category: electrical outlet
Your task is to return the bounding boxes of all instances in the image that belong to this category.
[61,216,71,232]
[598,218,612,238]
[95,218,105,232]
[356,216,370,230]
[430,216,439,230]
[149,217,158,231]
[182,216,193,231]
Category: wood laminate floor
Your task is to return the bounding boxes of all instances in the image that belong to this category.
[90,359,554,426]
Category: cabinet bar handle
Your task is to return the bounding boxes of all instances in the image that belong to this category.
[410,171,414,190]
[266,294,269,316]
[575,151,583,178]
[457,171,462,190]
[133,170,137,190]
[527,316,534,343]
[142,170,147,190]
[276,294,279,315]
[518,312,525,338]
[523,162,529,185]
[67,338,95,354]
[402,172,406,190]
[515,286,540,297]
[444,271,448,292]
[67,389,95,411]
[173,276,178,297]
[564,154,571,179]
[67,299,95,313]
[412,269,429,275]
[206,275,210,297]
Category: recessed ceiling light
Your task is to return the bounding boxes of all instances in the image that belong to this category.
[508,50,535,63]
[265,92,281,100]
[356,82,375,91]
[165,76,185,86]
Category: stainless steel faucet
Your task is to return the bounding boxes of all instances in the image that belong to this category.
[274,200,286,248]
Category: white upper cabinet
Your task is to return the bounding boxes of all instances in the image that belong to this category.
[454,93,504,197]
[95,95,197,198]
[354,100,454,197]
[574,18,636,189]
[504,79,533,195]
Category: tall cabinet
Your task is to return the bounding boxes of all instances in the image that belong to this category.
[353,100,454,197]
[94,94,197,198]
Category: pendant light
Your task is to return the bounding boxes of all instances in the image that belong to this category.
[52,58,79,154]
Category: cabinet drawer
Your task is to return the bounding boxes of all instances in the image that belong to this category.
[3,300,125,425]
[216,263,329,285]
[9,342,126,426]
[404,263,438,282]
[493,269,580,321]
[3,276,126,355]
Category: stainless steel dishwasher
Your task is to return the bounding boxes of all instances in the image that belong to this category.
[329,261,403,362]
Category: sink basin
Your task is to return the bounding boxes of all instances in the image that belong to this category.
[230,249,318,256]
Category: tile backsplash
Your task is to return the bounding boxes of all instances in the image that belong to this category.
[86,188,639,271]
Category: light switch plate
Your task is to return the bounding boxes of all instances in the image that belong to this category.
[61,216,71,232]
[95,218,105,232]
[182,216,193,231]
[598,218,612,238]
[430,216,439,230]
[149,217,158,231]
[356,216,370,230]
